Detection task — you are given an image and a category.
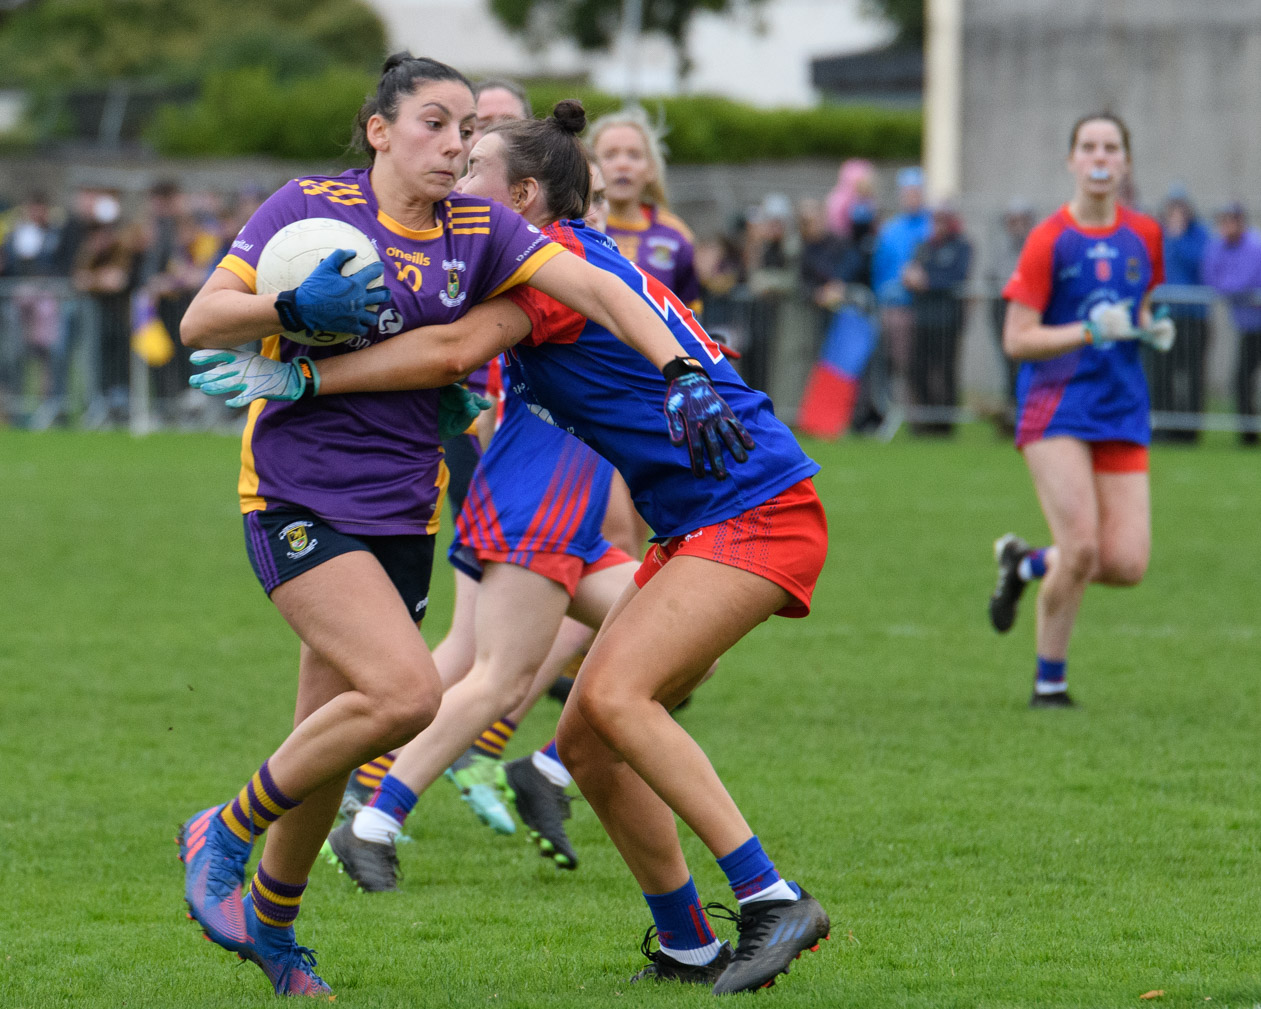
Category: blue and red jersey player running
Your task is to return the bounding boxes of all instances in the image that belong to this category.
[987,112,1174,707]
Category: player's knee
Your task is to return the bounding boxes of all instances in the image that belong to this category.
[368,678,442,748]
[1059,539,1099,582]
[1099,551,1147,586]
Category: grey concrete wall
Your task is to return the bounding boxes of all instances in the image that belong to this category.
[956,0,1261,401]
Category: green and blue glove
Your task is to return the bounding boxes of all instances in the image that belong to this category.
[188,349,315,408]
[662,356,755,480]
[275,249,391,338]
[438,384,493,440]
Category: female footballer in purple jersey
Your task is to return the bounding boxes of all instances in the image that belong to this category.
[987,113,1174,706]
[176,56,746,998]
[193,100,831,996]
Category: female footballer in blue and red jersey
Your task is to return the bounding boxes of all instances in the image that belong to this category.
[192,101,832,995]
[987,112,1174,707]
[178,63,738,998]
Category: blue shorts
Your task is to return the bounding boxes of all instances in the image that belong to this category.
[244,507,435,620]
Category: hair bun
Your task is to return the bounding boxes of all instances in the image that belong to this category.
[552,99,587,135]
[382,51,415,74]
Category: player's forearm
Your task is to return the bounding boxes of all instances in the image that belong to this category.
[316,330,475,394]
[1003,320,1093,361]
[317,307,525,395]
[180,288,284,349]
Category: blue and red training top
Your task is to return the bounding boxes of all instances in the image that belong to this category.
[1003,204,1164,447]
[504,220,819,540]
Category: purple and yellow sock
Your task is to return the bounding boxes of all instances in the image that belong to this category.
[219,759,299,844]
[250,864,307,929]
[472,718,517,759]
[353,751,397,791]
[368,773,419,827]
[1019,548,1048,581]
[1035,656,1067,694]
[644,877,719,962]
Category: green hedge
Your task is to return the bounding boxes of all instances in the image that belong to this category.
[149,69,921,163]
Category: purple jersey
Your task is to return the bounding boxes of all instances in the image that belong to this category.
[1003,205,1164,447]
[505,220,819,540]
[217,168,560,535]
[605,204,701,308]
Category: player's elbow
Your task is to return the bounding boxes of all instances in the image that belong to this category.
[179,307,212,349]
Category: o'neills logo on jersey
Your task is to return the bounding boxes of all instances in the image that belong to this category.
[387,247,430,266]
[440,259,467,307]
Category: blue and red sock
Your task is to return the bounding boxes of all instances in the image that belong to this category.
[643,877,721,965]
[717,835,799,905]
[1035,655,1067,695]
[1019,548,1048,581]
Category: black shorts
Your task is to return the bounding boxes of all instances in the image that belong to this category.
[244,507,436,620]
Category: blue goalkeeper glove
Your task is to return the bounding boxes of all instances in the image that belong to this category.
[438,383,493,440]
[274,248,391,338]
[189,349,317,408]
[662,357,755,480]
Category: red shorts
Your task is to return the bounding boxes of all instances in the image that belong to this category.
[633,478,828,618]
[1090,440,1148,473]
[473,543,635,598]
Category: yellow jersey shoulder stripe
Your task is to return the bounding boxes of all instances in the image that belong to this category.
[483,243,564,301]
[655,209,695,242]
[218,254,258,292]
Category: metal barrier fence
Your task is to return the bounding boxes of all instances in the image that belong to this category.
[0,278,232,433]
[3,281,1259,440]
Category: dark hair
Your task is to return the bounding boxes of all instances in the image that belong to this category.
[1069,112,1131,157]
[352,52,473,162]
[491,99,590,222]
[475,77,532,119]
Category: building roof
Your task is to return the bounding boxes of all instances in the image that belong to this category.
[811,43,923,100]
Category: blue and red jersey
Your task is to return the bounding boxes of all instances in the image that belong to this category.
[218,169,560,536]
[1003,204,1164,447]
[503,220,819,540]
[451,382,617,572]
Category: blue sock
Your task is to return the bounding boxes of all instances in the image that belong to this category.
[643,877,719,964]
[367,773,419,827]
[716,836,799,904]
[541,739,562,765]
[1019,548,1048,581]
[1035,656,1067,695]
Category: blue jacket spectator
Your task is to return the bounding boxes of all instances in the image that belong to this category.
[1161,186,1210,320]
[871,166,931,306]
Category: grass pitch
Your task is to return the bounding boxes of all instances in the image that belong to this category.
[1,427,1258,1008]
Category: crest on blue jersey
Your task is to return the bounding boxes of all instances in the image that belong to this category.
[441,259,467,308]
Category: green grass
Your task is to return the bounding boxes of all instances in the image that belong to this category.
[1,427,1259,1008]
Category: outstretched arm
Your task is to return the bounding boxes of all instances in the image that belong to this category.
[523,250,689,368]
[315,297,530,395]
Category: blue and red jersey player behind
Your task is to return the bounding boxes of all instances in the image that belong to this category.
[1004,203,1164,449]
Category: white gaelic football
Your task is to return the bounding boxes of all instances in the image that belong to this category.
[255,217,384,346]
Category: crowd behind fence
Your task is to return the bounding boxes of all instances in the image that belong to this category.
[3,169,1261,443]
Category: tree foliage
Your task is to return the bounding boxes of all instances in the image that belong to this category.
[0,0,387,88]
[861,0,923,46]
[487,0,768,76]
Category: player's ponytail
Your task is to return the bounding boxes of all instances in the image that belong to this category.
[351,52,473,162]
[492,100,591,222]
